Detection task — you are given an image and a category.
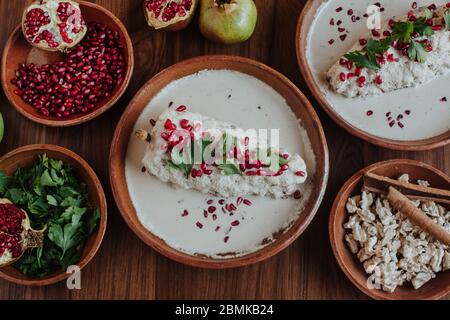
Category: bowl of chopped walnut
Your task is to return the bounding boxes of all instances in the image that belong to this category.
[330,159,450,300]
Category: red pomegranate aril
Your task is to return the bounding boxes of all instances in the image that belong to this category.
[447,2,450,8]
[237,197,243,206]
[387,54,395,62]
[347,73,354,80]
[231,220,240,227]
[389,120,396,127]
[357,76,366,87]
[338,27,346,33]
[208,206,216,214]
[371,30,380,37]
[428,4,437,10]
[355,67,363,77]
[374,75,383,85]
[243,199,252,206]
[164,119,177,130]
[359,38,368,46]
[339,72,346,82]
[405,110,411,115]
[412,2,417,9]
[295,171,305,177]
[293,191,302,200]
[328,39,335,45]
[340,34,347,41]
[339,58,348,66]
[383,31,391,37]
[196,222,203,229]
[224,236,230,243]
[366,110,374,116]
[181,210,189,217]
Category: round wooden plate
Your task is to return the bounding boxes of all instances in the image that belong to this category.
[0,144,107,286]
[330,159,450,300]
[1,1,134,127]
[110,55,329,269]
[296,0,450,151]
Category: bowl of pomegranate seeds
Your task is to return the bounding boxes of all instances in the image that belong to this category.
[1,0,134,127]
[0,144,107,286]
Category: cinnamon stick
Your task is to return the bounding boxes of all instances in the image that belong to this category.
[387,187,450,246]
[364,172,450,205]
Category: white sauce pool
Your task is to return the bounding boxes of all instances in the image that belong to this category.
[125,70,316,258]
[306,0,450,141]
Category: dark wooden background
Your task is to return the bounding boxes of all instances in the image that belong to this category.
[0,0,448,300]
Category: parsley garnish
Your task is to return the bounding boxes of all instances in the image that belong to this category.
[344,8,438,69]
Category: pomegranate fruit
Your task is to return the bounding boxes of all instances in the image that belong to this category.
[22,0,87,52]
[144,0,198,31]
[199,0,257,44]
[0,200,46,267]
[11,22,126,118]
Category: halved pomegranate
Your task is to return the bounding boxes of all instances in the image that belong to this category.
[22,0,87,52]
[144,0,198,31]
[0,200,46,267]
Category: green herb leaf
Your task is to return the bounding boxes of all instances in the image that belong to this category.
[392,21,414,42]
[413,18,434,37]
[46,195,58,206]
[218,163,242,176]
[408,41,428,63]
[445,9,450,31]
[344,51,380,70]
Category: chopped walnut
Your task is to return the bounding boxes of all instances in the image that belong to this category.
[344,176,450,293]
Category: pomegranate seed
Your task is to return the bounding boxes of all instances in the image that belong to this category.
[164,119,176,130]
[237,197,243,206]
[340,34,347,41]
[181,210,189,217]
[447,3,450,8]
[355,67,363,76]
[338,27,346,33]
[432,25,442,31]
[412,2,417,9]
[207,199,214,205]
[398,122,404,128]
[405,110,411,115]
[337,20,342,26]
[328,39,335,45]
[215,226,220,232]
[359,38,368,46]
[339,72,346,82]
[357,76,366,87]
[196,222,203,229]
[219,199,225,205]
[294,191,303,199]
[366,110,374,116]
[371,30,380,37]
[383,31,391,37]
[208,206,216,213]
[339,58,348,66]
[389,120,396,127]
[336,7,343,12]
[231,220,240,227]
[428,4,436,10]
[374,75,383,85]
[330,18,335,25]
[440,97,447,102]
[224,236,230,243]
[387,54,395,62]
[176,105,187,112]
[295,171,306,177]
[347,73,354,80]
[243,199,252,206]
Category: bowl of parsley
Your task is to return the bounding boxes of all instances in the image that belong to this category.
[0,144,107,286]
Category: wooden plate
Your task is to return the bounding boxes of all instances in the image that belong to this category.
[296,0,450,151]
[330,159,450,300]
[110,55,329,269]
[1,1,134,127]
[0,145,107,286]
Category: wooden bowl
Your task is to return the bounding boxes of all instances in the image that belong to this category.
[0,144,107,286]
[330,159,450,300]
[110,55,329,269]
[296,0,450,151]
[1,1,134,127]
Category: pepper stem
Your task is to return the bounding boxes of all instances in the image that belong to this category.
[135,129,152,143]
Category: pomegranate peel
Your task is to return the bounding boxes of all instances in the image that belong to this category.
[144,0,198,31]
[0,199,46,268]
[22,0,87,52]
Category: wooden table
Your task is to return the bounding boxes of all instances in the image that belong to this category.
[0,0,448,300]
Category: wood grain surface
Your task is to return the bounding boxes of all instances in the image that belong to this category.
[0,0,448,300]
